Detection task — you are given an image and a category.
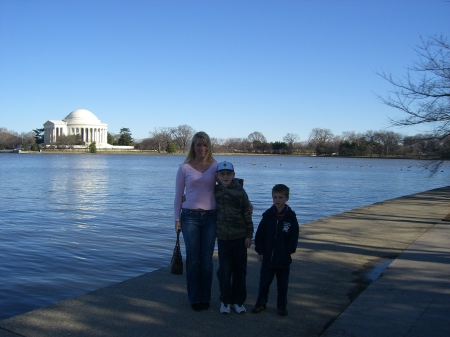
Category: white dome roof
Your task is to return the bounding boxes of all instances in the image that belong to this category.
[64,109,101,123]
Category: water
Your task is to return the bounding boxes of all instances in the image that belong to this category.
[0,154,449,320]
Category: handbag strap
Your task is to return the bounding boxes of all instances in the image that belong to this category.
[176,230,181,247]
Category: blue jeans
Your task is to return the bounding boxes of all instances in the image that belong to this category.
[180,209,217,304]
[217,237,248,306]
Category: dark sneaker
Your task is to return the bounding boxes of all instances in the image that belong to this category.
[251,304,266,314]
[277,307,288,316]
[191,303,203,311]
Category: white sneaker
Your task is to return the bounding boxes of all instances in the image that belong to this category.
[233,304,246,314]
[220,302,231,314]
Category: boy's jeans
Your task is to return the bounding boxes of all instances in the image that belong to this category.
[181,209,216,304]
[256,262,290,308]
[217,237,248,306]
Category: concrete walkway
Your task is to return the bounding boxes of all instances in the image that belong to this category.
[322,221,450,337]
[1,186,449,337]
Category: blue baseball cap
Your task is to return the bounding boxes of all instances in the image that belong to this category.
[217,161,234,172]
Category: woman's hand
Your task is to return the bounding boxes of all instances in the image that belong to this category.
[245,238,252,249]
[175,221,182,233]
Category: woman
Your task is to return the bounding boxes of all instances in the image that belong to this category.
[174,131,218,311]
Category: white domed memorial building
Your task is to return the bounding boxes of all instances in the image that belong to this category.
[43,109,111,148]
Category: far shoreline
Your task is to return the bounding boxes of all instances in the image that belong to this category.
[0,149,444,161]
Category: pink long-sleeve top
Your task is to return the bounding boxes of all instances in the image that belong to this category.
[174,161,218,221]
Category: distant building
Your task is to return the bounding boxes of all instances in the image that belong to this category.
[43,109,109,146]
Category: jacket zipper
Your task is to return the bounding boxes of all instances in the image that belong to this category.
[270,217,279,263]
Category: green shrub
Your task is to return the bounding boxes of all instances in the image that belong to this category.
[89,142,97,153]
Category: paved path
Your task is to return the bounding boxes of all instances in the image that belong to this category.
[322,221,450,337]
[1,186,449,337]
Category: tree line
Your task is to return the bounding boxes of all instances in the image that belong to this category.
[1,124,448,159]
[139,126,449,159]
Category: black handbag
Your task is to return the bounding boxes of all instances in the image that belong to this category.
[171,230,183,275]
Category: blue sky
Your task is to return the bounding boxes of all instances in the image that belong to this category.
[1,0,449,142]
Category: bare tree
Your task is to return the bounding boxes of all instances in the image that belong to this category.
[20,131,35,147]
[283,133,300,147]
[247,131,267,143]
[247,131,268,153]
[308,128,335,155]
[403,133,441,158]
[373,131,403,157]
[172,125,195,152]
[224,138,249,153]
[377,35,450,140]
[211,137,225,149]
[151,127,175,153]
[309,128,334,143]
[364,130,378,157]
[341,131,360,143]
[0,127,21,149]
[138,138,157,151]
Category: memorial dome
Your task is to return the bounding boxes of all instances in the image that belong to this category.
[43,108,109,146]
[64,109,101,124]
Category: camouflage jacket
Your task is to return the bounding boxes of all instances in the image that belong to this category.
[214,179,254,241]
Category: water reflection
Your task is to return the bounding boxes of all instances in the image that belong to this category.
[49,156,109,217]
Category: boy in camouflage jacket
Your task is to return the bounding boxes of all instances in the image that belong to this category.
[214,161,253,314]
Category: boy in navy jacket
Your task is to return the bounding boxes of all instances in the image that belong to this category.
[252,184,299,316]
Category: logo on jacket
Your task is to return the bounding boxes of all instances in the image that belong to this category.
[282,222,291,233]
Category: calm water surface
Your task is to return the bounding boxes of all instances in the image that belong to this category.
[0,154,449,319]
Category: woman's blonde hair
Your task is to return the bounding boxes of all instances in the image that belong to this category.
[184,131,215,163]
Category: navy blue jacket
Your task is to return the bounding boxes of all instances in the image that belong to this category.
[254,205,299,268]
